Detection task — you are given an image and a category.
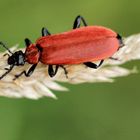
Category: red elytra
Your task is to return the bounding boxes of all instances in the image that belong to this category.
[0,15,123,80]
[25,26,119,65]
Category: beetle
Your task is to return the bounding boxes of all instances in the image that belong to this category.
[0,15,123,80]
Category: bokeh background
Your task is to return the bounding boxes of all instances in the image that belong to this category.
[0,0,140,140]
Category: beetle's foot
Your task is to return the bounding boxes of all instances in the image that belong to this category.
[109,57,119,61]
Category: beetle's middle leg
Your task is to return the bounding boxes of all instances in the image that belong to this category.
[48,65,59,77]
[73,15,88,29]
[84,60,104,69]
[48,65,68,78]
[60,65,68,78]
[41,27,51,36]
[24,27,51,49]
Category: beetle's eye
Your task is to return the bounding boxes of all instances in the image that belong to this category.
[18,55,25,65]
[8,56,15,65]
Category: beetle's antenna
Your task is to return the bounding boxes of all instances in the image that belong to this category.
[0,42,13,54]
[0,65,14,80]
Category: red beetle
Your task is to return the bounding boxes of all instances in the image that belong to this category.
[0,15,123,80]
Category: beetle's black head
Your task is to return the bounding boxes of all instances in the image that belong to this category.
[117,34,124,49]
[8,50,25,66]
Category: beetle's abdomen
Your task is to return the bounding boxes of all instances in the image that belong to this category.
[36,26,119,64]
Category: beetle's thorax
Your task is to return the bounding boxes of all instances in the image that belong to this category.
[25,44,40,64]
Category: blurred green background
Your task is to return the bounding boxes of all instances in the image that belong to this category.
[0,0,140,140]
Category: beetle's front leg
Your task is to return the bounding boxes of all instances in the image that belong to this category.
[73,15,88,29]
[25,38,32,48]
[84,60,104,69]
[13,64,37,80]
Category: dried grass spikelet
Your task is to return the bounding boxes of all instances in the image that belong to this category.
[0,33,140,99]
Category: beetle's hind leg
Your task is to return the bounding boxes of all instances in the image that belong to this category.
[84,60,104,69]
[73,15,88,29]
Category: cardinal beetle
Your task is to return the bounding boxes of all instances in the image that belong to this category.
[0,15,123,80]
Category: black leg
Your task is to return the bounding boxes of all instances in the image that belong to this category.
[117,34,124,47]
[109,57,118,60]
[0,65,14,80]
[73,15,88,29]
[60,65,68,78]
[48,65,68,78]
[0,41,13,54]
[13,64,37,80]
[25,38,32,47]
[48,65,59,77]
[84,60,104,69]
[42,27,51,36]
